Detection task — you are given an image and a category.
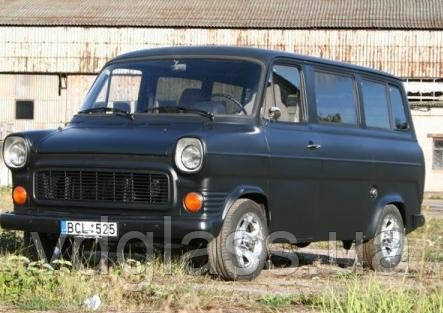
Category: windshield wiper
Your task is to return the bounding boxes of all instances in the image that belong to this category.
[78,107,134,120]
[146,106,215,121]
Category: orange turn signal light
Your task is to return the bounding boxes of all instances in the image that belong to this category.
[12,186,27,205]
[183,192,203,213]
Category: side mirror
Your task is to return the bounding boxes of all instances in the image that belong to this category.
[269,107,281,120]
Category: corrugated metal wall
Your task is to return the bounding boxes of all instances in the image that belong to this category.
[0,74,96,134]
[1,26,443,189]
[0,141,12,186]
[1,27,442,77]
[0,74,64,132]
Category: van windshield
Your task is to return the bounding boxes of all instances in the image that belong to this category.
[80,58,262,116]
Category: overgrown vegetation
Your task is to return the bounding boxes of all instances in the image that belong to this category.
[317,279,442,313]
[0,188,442,312]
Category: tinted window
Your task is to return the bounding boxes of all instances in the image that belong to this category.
[314,72,357,125]
[389,85,409,130]
[16,100,34,119]
[361,80,390,129]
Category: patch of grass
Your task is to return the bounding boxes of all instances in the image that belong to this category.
[0,253,246,312]
[258,294,294,307]
[408,216,443,243]
[0,230,24,255]
[258,293,321,310]
[408,217,443,264]
[0,256,93,310]
[316,278,443,313]
[427,194,443,200]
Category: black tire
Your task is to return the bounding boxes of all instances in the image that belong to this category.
[208,199,268,281]
[356,204,405,272]
[23,232,59,262]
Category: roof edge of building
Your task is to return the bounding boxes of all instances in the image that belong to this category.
[0,23,443,31]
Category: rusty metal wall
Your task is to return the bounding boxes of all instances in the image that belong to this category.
[65,75,96,119]
[0,74,64,133]
[0,74,97,136]
[0,27,442,77]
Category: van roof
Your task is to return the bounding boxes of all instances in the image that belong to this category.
[111,46,399,80]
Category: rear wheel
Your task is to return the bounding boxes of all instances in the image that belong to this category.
[208,199,268,281]
[356,204,405,272]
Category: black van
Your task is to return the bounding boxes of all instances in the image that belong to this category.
[1,46,425,280]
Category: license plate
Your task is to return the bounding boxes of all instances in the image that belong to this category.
[60,220,118,238]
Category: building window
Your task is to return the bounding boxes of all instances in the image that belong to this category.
[404,78,443,104]
[434,139,443,169]
[16,100,34,119]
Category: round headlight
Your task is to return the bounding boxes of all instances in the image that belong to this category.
[175,138,204,173]
[181,145,202,170]
[3,136,28,169]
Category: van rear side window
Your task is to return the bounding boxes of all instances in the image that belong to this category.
[361,80,390,129]
[389,85,409,130]
[314,72,357,125]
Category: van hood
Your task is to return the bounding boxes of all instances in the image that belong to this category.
[36,122,205,156]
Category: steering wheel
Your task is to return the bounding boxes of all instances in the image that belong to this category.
[211,93,247,115]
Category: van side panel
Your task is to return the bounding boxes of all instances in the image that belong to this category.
[309,124,375,241]
[304,62,424,241]
[364,129,424,234]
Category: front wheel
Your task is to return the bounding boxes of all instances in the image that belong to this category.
[208,199,268,281]
[356,204,405,272]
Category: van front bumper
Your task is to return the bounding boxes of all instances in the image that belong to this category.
[0,212,222,242]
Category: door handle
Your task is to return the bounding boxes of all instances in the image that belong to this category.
[307,142,321,150]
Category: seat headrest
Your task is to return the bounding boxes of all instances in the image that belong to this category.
[179,88,206,106]
[113,101,131,112]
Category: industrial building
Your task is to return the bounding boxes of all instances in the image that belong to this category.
[0,0,442,192]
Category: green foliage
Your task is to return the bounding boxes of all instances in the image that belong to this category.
[258,293,321,310]
[0,230,23,254]
[0,255,92,310]
[258,294,294,307]
[317,278,443,313]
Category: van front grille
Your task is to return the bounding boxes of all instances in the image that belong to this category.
[35,169,170,205]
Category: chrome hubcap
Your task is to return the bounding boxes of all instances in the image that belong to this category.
[380,214,403,262]
[234,213,264,268]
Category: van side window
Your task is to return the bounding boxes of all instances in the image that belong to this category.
[264,65,303,123]
[314,72,357,125]
[361,80,390,129]
[389,85,409,130]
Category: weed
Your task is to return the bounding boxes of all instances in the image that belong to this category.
[0,255,93,310]
[317,278,443,313]
[258,294,294,307]
[0,230,23,254]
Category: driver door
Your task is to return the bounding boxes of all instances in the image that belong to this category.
[264,62,322,241]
